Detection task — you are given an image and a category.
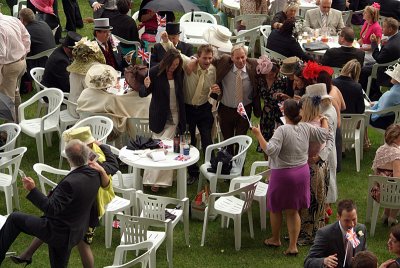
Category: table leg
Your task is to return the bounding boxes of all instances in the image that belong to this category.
[177,168,187,200]
[133,167,143,191]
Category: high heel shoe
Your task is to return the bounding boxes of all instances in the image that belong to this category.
[10,256,32,267]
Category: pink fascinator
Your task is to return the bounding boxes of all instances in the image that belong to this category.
[371,2,380,10]
[256,55,273,75]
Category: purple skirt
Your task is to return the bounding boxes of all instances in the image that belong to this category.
[267,164,310,213]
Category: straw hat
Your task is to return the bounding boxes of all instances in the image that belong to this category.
[280,56,300,76]
[203,25,232,53]
[305,83,333,100]
[85,64,118,90]
[94,18,113,30]
[385,63,400,83]
[63,126,95,144]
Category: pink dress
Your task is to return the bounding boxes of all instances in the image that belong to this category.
[360,21,382,45]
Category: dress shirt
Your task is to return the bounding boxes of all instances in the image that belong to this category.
[183,63,216,105]
[0,13,31,65]
[221,64,252,108]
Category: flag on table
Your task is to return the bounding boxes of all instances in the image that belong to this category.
[346,228,360,248]
[237,102,252,127]
[156,13,167,27]
[138,48,150,63]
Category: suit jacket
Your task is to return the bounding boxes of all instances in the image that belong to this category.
[320,46,365,67]
[377,0,400,21]
[304,8,345,35]
[304,221,367,268]
[213,55,262,118]
[151,41,194,67]
[109,13,140,46]
[26,165,100,249]
[371,32,400,87]
[266,30,313,62]
[333,75,365,114]
[41,46,71,92]
[139,65,186,134]
[97,38,126,72]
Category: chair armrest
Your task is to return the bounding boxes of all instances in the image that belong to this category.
[250,161,269,175]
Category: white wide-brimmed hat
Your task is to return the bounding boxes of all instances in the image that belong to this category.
[85,64,118,90]
[305,83,333,100]
[203,25,232,53]
[385,63,400,83]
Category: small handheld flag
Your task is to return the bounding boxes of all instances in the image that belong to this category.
[346,228,360,248]
[156,13,167,27]
[138,48,150,64]
[237,102,252,128]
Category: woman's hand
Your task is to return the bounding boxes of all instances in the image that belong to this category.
[144,76,151,88]
[251,124,262,136]
[379,259,396,268]
[92,2,103,11]
[161,31,169,43]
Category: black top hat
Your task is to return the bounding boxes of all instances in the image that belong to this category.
[166,22,181,35]
[62,31,82,48]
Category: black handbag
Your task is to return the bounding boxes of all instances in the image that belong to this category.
[207,148,233,175]
[302,41,330,51]
[127,136,161,150]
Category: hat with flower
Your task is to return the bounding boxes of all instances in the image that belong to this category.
[302,61,334,80]
[256,55,273,75]
[305,83,333,102]
[67,37,106,75]
[84,64,118,90]
[385,63,400,83]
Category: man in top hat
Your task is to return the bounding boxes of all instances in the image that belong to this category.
[41,31,82,92]
[93,18,126,72]
[151,22,193,67]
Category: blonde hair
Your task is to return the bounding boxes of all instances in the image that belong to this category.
[340,59,361,82]
[231,43,247,55]
[385,124,400,145]
[364,5,379,23]
[284,0,300,12]
[301,97,320,123]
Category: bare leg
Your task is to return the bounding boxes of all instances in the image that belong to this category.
[265,211,282,246]
[77,241,94,268]
[286,209,300,253]
[18,237,44,260]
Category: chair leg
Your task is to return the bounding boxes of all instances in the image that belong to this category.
[184,202,190,246]
[370,201,380,237]
[45,132,53,147]
[201,207,209,247]
[167,227,173,268]
[105,212,113,248]
[12,182,20,210]
[5,186,13,214]
[234,215,241,251]
[260,198,267,231]
[248,209,254,239]
[36,134,44,163]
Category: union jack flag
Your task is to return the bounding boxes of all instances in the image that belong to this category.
[346,228,360,248]
[174,154,190,161]
[137,48,150,63]
[156,13,166,27]
[237,102,252,127]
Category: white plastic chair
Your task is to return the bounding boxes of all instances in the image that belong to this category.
[109,146,136,189]
[136,190,189,268]
[127,118,152,139]
[118,214,168,268]
[197,135,252,193]
[367,175,400,236]
[0,147,27,214]
[59,115,113,169]
[104,241,154,268]
[19,88,63,163]
[33,163,69,195]
[180,11,217,24]
[30,67,47,116]
[332,67,342,79]
[261,46,287,62]
[26,48,56,60]
[230,14,269,34]
[0,123,21,152]
[259,25,271,47]
[365,105,400,135]
[12,0,26,17]
[341,114,365,172]
[201,176,260,251]
[365,59,399,97]
[59,93,79,135]
[231,26,260,58]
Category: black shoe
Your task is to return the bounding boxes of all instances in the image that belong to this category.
[10,256,32,266]
[187,175,198,185]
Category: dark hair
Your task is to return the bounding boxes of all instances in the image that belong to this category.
[294,64,311,88]
[270,59,280,74]
[284,99,302,124]
[316,71,333,94]
[117,0,131,14]
[340,27,355,43]
[351,251,378,268]
[158,49,183,76]
[337,199,357,216]
[391,224,400,242]
[279,18,295,36]
[197,44,214,57]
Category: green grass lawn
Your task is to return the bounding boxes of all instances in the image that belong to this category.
[0,1,394,267]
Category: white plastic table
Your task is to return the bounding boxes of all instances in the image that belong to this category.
[119,141,200,199]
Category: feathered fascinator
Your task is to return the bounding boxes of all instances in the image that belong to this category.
[302,61,334,80]
[256,55,273,74]
[371,2,380,10]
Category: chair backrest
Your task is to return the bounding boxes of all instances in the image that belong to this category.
[33,163,69,194]
[341,10,352,26]
[105,241,153,268]
[13,0,27,17]
[30,67,46,93]
[0,147,27,185]
[180,11,217,24]
[232,26,260,58]
[231,14,269,33]
[369,175,400,209]
[229,175,262,192]
[136,190,182,221]
[261,46,287,62]
[367,59,400,96]
[0,123,21,152]
[113,35,141,49]
[331,67,342,79]
[132,10,139,21]
[127,118,152,138]
[341,114,365,143]
[259,25,271,47]
[43,88,64,130]
[26,47,56,60]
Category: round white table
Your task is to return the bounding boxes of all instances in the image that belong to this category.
[119,142,200,199]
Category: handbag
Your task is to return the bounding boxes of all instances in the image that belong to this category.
[124,64,148,91]
[207,147,233,175]
[302,41,330,51]
[127,135,161,150]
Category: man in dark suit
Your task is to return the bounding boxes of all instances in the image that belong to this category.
[377,0,400,21]
[360,17,400,100]
[321,27,365,67]
[93,18,126,72]
[41,31,82,92]
[0,139,102,267]
[90,0,118,19]
[151,22,194,67]
[304,199,367,268]
[62,0,83,31]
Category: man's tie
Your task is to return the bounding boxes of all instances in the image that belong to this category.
[191,69,207,105]
[344,239,354,267]
[235,69,243,105]
[322,14,327,28]
[104,42,109,51]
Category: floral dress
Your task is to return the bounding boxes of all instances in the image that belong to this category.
[257,75,287,152]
